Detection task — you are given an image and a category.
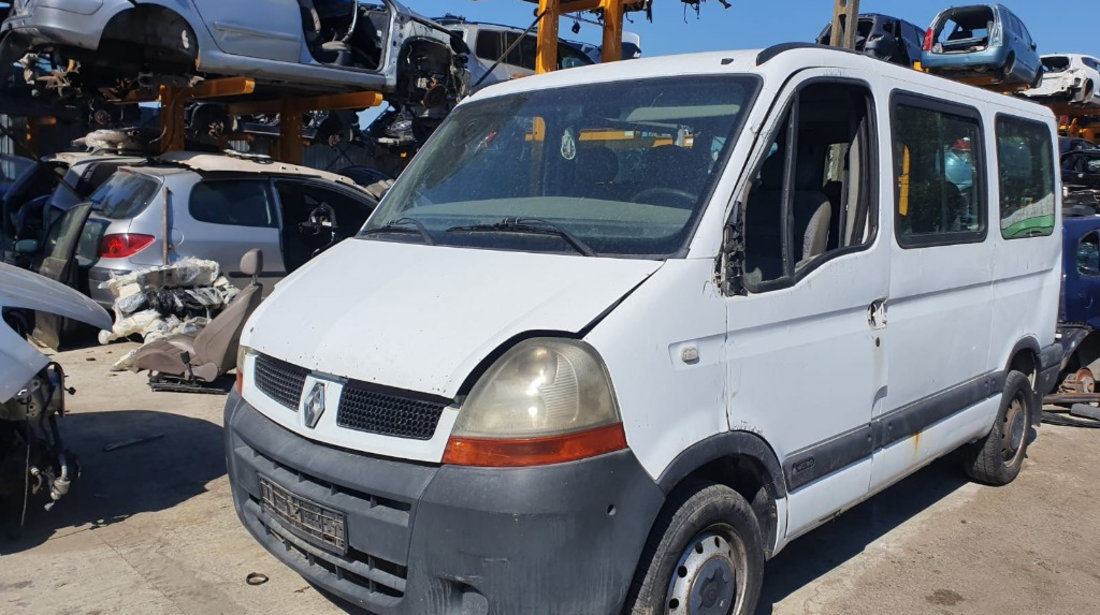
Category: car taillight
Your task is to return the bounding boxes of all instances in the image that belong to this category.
[923,27,934,51]
[99,233,155,258]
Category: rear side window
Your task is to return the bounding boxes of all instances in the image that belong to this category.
[996,116,1055,239]
[189,180,276,227]
[892,97,985,247]
[89,171,160,219]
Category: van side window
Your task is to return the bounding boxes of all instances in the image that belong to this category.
[996,116,1055,238]
[892,97,985,247]
[742,81,877,288]
[1078,232,1100,276]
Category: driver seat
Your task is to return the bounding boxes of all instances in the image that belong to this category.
[130,249,264,384]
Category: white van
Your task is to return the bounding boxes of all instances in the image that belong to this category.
[225,44,1062,615]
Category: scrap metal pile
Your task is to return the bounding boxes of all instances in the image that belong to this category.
[97,259,238,371]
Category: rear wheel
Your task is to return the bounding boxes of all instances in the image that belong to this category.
[624,480,764,615]
[962,370,1034,485]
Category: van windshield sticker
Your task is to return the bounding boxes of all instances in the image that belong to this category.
[560,128,577,161]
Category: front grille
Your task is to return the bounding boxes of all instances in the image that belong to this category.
[254,354,309,410]
[337,382,449,440]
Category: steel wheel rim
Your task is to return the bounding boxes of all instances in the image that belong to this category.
[1001,394,1027,466]
[666,527,747,615]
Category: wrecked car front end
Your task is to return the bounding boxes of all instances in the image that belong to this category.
[0,261,111,527]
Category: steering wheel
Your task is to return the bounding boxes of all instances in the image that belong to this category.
[631,187,698,209]
[299,202,338,236]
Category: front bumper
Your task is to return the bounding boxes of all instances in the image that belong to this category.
[224,392,665,615]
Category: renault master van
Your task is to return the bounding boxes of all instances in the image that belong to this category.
[224,44,1062,615]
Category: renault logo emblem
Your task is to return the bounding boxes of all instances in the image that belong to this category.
[303,382,326,429]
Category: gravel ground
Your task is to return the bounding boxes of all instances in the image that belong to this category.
[2,342,1098,615]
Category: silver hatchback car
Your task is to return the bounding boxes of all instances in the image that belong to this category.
[45,152,377,310]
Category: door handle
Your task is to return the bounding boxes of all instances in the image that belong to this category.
[867,298,887,329]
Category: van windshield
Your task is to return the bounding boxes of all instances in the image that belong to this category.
[364,76,759,258]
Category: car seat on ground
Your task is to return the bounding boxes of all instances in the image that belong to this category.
[130,249,264,392]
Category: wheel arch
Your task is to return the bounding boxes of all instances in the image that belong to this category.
[1005,336,1040,383]
[98,3,200,65]
[656,431,786,558]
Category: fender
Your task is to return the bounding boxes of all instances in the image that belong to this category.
[656,430,787,498]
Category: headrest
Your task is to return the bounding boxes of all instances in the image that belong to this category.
[240,249,263,278]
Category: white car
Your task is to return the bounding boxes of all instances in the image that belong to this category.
[226,46,1062,615]
[1025,54,1100,105]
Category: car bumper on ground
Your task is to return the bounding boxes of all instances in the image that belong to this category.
[88,264,127,310]
[224,391,666,615]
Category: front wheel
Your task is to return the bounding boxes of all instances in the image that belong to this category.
[962,370,1035,485]
[624,480,764,615]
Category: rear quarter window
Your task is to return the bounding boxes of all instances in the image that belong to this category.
[996,115,1055,239]
[189,180,277,228]
[89,172,160,219]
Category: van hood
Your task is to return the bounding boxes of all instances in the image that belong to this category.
[243,240,662,398]
[0,262,112,402]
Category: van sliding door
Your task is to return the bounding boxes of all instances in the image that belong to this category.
[870,94,995,491]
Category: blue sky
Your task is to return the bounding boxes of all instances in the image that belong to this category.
[425,0,1099,59]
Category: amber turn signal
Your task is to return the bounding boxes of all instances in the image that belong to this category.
[442,423,627,467]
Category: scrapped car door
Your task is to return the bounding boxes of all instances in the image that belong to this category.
[182,179,285,291]
[31,203,95,349]
[1066,229,1100,325]
[191,0,303,62]
[273,179,375,273]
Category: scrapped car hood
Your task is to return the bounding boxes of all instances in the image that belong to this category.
[243,240,662,397]
[0,262,112,402]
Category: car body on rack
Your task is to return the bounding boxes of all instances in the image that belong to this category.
[921,3,1041,87]
[1061,148,1100,190]
[436,16,594,89]
[816,13,924,67]
[1024,54,1100,105]
[0,0,469,115]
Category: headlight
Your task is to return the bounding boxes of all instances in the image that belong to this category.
[235,345,252,393]
[443,338,626,467]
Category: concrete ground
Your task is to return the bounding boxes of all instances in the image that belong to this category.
[2,342,1098,615]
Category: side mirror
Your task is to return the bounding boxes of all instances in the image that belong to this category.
[14,239,39,254]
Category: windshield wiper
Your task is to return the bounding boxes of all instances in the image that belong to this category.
[360,217,436,245]
[446,217,597,256]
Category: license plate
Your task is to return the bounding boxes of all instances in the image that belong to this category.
[259,476,347,555]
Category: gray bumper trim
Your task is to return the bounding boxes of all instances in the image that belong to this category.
[225,391,665,615]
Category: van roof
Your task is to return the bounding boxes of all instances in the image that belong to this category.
[464,44,1056,122]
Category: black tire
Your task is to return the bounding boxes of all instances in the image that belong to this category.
[962,370,1035,486]
[624,480,764,615]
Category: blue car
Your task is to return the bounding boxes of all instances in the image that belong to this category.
[921,4,1041,87]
